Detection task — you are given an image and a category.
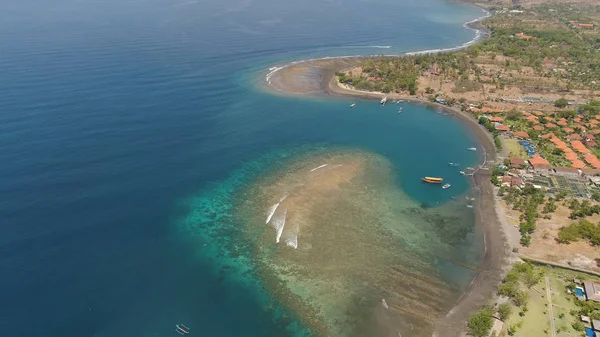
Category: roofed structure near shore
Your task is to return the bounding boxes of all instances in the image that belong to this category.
[584,280,600,302]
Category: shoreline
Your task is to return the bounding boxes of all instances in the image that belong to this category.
[260,6,515,337]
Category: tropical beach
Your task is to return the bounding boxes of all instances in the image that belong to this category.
[263,1,600,335]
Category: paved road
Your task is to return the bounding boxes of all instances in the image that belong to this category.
[545,276,556,337]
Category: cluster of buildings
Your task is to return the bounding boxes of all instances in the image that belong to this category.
[474,107,600,170]
[575,279,600,337]
[568,20,596,29]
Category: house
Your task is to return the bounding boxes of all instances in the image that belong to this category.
[510,157,526,168]
[572,140,591,154]
[533,111,544,116]
[495,124,510,132]
[516,32,533,39]
[567,134,582,141]
[527,116,540,124]
[533,125,545,131]
[553,167,580,177]
[529,154,552,172]
[501,176,512,187]
[563,127,575,134]
[557,120,568,126]
[489,116,504,123]
[513,131,530,139]
[582,168,600,176]
[511,176,524,187]
[584,154,600,168]
[541,132,555,139]
[587,141,598,147]
[578,23,595,29]
[592,129,600,135]
[545,123,558,129]
[580,280,598,302]
[571,159,586,169]
[565,151,578,161]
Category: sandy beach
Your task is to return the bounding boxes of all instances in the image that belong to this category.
[262,51,516,335]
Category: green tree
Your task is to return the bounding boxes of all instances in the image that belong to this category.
[467,307,494,337]
[554,98,569,108]
[498,302,512,321]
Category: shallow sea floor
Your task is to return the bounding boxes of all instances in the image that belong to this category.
[179,147,482,336]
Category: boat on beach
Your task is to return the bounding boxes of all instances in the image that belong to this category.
[442,183,451,189]
[421,177,443,184]
[176,324,190,335]
[380,96,388,105]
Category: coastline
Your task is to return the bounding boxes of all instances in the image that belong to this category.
[260,6,515,337]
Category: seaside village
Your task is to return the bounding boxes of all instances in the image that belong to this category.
[473,106,600,198]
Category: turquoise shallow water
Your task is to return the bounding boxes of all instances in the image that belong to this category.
[0,0,485,335]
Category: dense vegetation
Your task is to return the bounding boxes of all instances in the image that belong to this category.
[499,186,545,246]
[340,5,600,95]
[558,219,600,246]
[467,306,495,337]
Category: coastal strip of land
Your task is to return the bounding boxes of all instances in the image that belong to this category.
[261,20,515,337]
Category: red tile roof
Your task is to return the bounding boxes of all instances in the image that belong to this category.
[545,123,557,129]
[571,159,586,169]
[571,140,590,154]
[567,134,582,141]
[533,125,544,131]
[512,131,529,138]
[489,116,504,122]
[557,120,568,126]
[584,154,600,168]
[563,127,575,134]
[529,154,551,169]
[510,157,526,168]
[495,124,510,132]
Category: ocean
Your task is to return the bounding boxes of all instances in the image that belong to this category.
[0,0,485,336]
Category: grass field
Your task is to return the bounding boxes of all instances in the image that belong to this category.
[504,138,528,159]
[499,263,600,337]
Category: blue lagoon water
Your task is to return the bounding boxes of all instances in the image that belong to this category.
[0,0,485,336]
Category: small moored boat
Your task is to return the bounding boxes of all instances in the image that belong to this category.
[350,103,356,108]
[448,162,459,167]
[467,147,477,151]
[381,96,388,105]
[459,171,466,175]
[442,183,451,189]
[176,324,190,335]
[422,177,443,184]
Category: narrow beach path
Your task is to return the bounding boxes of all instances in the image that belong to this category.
[545,276,556,337]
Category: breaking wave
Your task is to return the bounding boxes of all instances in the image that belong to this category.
[272,208,287,243]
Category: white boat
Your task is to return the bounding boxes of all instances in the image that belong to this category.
[442,183,451,189]
[448,162,459,167]
[466,204,474,208]
[398,107,403,113]
[459,171,466,175]
[350,103,356,108]
[468,147,477,151]
[380,96,388,105]
[466,167,474,170]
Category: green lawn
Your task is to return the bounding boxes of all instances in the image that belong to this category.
[505,138,528,159]
[500,264,600,337]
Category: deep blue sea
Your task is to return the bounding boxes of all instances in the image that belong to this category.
[0,0,485,336]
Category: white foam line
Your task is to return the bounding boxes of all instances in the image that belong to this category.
[266,203,279,224]
[310,163,328,172]
[264,7,491,86]
[279,193,288,203]
[285,234,298,249]
[273,209,287,243]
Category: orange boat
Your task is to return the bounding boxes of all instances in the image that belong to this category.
[422,177,443,184]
